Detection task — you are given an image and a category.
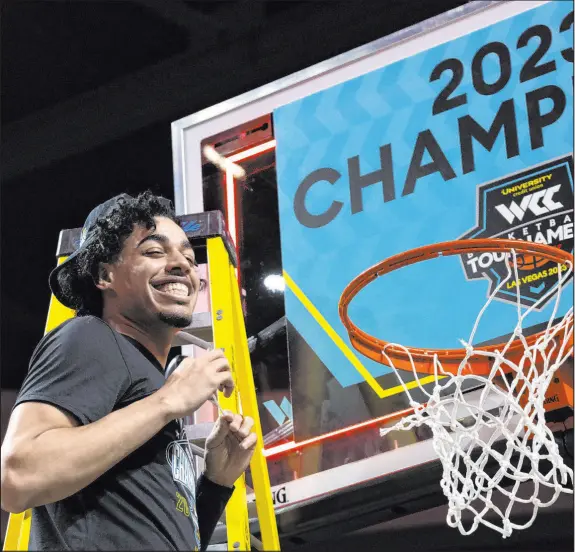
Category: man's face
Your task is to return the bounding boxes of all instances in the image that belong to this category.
[101,216,201,328]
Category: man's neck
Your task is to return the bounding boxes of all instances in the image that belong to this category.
[103,312,174,368]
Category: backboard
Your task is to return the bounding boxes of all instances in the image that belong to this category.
[172,0,573,530]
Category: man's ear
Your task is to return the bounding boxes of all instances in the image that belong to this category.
[95,263,114,291]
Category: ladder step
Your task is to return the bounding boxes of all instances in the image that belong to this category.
[208,519,263,548]
[172,312,214,346]
[176,331,213,350]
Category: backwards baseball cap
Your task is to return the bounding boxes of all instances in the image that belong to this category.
[50,192,175,309]
[49,193,134,308]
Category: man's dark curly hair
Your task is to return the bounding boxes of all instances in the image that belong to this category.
[56,192,180,317]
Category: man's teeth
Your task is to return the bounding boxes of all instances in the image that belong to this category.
[155,283,188,296]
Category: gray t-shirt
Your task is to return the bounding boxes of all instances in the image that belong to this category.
[15,315,233,551]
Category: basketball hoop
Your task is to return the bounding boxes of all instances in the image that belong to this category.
[339,238,574,538]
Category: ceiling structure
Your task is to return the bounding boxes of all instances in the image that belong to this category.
[1,0,467,386]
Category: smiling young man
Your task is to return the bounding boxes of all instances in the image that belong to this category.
[1,193,256,551]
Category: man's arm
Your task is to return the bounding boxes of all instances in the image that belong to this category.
[0,395,173,513]
[196,412,258,550]
[1,350,234,514]
[196,474,234,550]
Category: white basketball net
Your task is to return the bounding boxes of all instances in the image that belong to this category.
[379,249,574,538]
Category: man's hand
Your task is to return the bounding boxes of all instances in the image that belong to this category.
[203,412,257,488]
[158,351,235,421]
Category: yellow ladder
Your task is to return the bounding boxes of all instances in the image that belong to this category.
[3,214,280,551]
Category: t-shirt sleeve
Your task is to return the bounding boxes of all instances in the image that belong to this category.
[15,316,132,425]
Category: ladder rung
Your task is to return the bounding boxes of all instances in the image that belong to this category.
[208,518,262,546]
[206,545,229,551]
[172,311,214,346]
[176,331,213,350]
[250,534,264,550]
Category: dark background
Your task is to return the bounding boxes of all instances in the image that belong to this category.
[1,0,471,392]
[2,2,573,550]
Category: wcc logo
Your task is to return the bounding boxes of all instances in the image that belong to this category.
[494,186,564,225]
[460,157,574,308]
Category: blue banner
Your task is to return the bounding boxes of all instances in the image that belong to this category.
[274,1,573,395]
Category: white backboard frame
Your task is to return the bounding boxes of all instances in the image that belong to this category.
[171,1,549,216]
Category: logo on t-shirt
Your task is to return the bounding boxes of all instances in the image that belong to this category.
[168,440,196,493]
[167,438,201,550]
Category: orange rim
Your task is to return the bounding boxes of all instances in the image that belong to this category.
[338,239,574,375]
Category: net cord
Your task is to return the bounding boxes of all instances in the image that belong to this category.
[378,250,574,538]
